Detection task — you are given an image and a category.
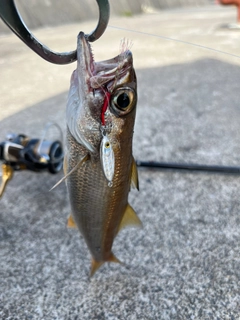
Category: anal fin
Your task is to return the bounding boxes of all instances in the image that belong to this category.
[118,203,142,233]
[67,214,77,228]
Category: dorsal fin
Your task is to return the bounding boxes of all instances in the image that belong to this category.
[118,203,142,233]
[131,157,139,190]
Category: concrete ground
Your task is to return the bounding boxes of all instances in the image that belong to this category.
[1,4,240,319]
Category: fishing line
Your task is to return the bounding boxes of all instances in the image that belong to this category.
[109,25,240,60]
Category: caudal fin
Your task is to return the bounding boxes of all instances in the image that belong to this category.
[90,253,121,277]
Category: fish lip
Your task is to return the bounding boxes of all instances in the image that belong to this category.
[78,32,133,91]
[77,32,95,91]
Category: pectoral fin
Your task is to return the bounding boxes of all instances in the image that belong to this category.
[118,203,142,233]
[90,253,121,277]
[131,157,139,190]
[67,214,77,228]
[49,153,89,191]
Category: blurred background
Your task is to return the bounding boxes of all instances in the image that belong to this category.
[0,0,214,33]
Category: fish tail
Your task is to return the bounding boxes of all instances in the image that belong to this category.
[90,253,121,277]
[108,253,121,264]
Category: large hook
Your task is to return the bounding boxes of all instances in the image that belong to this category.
[0,0,110,64]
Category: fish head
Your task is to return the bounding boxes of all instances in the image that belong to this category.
[66,32,137,154]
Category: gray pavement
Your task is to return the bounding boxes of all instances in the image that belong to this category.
[1,5,240,319]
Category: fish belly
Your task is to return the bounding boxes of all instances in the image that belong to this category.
[66,130,131,262]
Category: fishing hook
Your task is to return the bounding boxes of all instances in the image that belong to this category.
[0,0,110,64]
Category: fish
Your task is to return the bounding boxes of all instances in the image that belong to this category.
[65,32,141,276]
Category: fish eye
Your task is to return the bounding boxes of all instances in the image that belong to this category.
[111,87,136,116]
[116,93,130,109]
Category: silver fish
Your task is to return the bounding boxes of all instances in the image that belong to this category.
[65,32,141,276]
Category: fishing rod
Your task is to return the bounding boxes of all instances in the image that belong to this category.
[136,160,240,174]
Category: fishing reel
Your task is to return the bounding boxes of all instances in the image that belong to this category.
[0,133,64,198]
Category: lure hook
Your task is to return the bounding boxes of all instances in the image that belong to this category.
[0,0,110,64]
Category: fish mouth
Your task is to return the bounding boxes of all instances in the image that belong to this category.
[77,32,95,90]
[77,32,133,92]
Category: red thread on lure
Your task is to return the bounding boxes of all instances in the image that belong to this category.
[101,91,111,126]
